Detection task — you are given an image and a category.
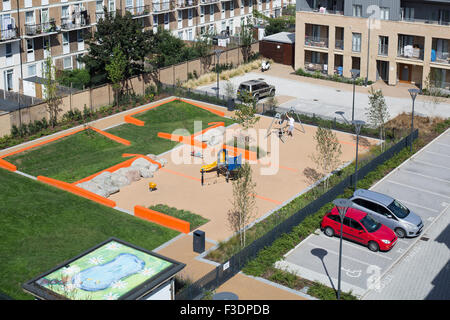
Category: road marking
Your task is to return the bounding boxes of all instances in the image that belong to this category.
[424,150,450,159]
[412,159,450,171]
[395,198,440,213]
[400,168,450,184]
[386,180,450,200]
[435,142,450,148]
[306,242,376,267]
[319,233,394,261]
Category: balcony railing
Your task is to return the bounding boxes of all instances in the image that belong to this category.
[311,8,344,15]
[176,0,198,8]
[400,16,450,26]
[0,27,19,42]
[96,11,116,22]
[335,39,343,50]
[305,62,328,73]
[378,44,388,56]
[126,5,151,17]
[60,13,91,31]
[199,0,220,4]
[398,46,424,60]
[24,20,57,37]
[152,1,175,12]
[305,36,328,48]
[432,51,450,64]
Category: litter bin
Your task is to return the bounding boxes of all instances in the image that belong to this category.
[227,98,235,111]
[193,230,205,253]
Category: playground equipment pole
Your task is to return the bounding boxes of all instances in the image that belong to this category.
[201,169,204,186]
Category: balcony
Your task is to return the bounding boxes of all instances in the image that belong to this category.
[397,35,424,61]
[305,62,328,74]
[126,5,151,17]
[24,20,58,38]
[176,0,198,8]
[431,39,450,65]
[60,13,91,31]
[305,36,328,49]
[199,0,220,4]
[0,27,20,43]
[152,1,175,12]
[398,47,423,60]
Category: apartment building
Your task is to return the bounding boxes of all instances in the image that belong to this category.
[295,0,450,89]
[0,0,285,96]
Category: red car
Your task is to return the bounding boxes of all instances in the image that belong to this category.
[321,207,398,252]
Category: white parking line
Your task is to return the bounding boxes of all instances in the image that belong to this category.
[435,142,450,148]
[400,169,450,184]
[412,159,450,171]
[424,150,450,159]
[306,242,375,267]
[395,198,440,213]
[322,234,394,261]
[386,180,450,200]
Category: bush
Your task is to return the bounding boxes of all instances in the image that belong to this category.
[295,68,373,86]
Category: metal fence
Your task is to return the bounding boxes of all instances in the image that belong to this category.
[175,128,419,300]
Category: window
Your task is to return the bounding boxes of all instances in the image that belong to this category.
[350,219,363,231]
[76,54,84,69]
[352,5,362,17]
[352,33,361,52]
[380,7,389,20]
[387,200,410,219]
[61,6,70,18]
[327,214,340,222]
[153,15,158,26]
[27,39,34,54]
[343,217,352,227]
[27,64,36,77]
[178,31,183,39]
[108,0,115,12]
[230,1,234,12]
[188,8,193,20]
[210,4,214,21]
[4,69,13,91]
[3,0,11,11]
[41,8,49,24]
[63,56,72,70]
[378,36,388,56]
[178,10,182,27]
[311,51,320,64]
[5,43,12,58]
[200,6,204,18]
[25,11,35,25]
[401,7,414,21]
[353,198,377,212]
[62,32,69,46]
[164,13,169,24]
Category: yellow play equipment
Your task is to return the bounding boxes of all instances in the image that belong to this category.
[148,182,157,191]
[201,161,218,173]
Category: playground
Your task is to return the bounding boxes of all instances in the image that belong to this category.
[0,97,378,242]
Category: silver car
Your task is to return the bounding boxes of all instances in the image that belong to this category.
[349,189,424,238]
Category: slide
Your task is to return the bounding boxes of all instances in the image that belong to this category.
[200,161,217,173]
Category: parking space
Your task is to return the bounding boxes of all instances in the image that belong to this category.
[275,129,450,298]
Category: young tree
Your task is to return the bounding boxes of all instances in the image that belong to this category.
[193,32,214,73]
[310,126,342,190]
[424,70,445,123]
[43,56,62,128]
[227,163,257,248]
[232,91,260,134]
[239,19,254,63]
[105,46,127,106]
[366,87,390,151]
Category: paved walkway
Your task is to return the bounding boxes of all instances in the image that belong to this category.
[197,63,450,123]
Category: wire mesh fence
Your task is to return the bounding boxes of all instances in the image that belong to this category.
[175,128,419,300]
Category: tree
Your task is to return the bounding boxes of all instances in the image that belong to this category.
[105,46,127,106]
[310,126,342,190]
[366,87,390,151]
[192,32,214,73]
[80,10,153,86]
[424,70,445,122]
[227,163,257,248]
[239,19,255,63]
[232,92,260,132]
[43,56,62,128]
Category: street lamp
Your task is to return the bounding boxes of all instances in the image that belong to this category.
[333,198,353,300]
[408,88,420,153]
[214,49,224,98]
[352,119,365,192]
[335,111,350,125]
[350,69,360,122]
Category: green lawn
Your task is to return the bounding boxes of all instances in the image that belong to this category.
[6,100,234,183]
[149,204,209,231]
[0,168,180,300]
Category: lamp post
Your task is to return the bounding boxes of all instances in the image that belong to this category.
[333,198,353,300]
[408,88,420,153]
[350,69,360,122]
[214,49,224,99]
[352,119,365,192]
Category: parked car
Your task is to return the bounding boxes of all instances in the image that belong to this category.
[237,79,275,102]
[321,207,398,252]
[349,189,423,238]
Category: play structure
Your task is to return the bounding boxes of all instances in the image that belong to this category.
[200,147,242,185]
[266,107,305,143]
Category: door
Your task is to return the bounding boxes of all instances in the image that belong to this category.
[399,64,411,83]
[342,217,359,242]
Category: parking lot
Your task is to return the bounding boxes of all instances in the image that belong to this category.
[275,128,450,298]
